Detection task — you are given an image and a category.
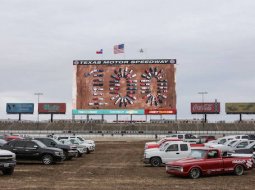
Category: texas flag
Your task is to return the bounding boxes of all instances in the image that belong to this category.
[96,49,103,54]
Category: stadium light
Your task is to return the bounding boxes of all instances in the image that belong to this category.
[34,92,43,125]
[198,91,208,126]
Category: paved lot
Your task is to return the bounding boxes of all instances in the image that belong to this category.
[0,141,254,190]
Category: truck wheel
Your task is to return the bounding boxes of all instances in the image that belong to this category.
[78,152,83,157]
[189,168,201,179]
[150,157,161,167]
[64,151,72,160]
[234,165,244,176]
[87,148,90,154]
[2,168,14,175]
[42,154,53,165]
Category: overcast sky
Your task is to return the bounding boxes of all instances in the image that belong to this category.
[0,0,255,122]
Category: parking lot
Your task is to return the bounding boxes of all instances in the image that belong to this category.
[0,140,254,190]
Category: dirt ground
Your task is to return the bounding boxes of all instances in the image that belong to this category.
[0,141,255,190]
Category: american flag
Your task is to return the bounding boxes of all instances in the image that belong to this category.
[114,44,124,54]
[96,49,103,54]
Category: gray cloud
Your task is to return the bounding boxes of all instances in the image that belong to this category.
[0,0,255,121]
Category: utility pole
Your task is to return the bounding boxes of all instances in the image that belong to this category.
[34,92,43,129]
[198,91,208,127]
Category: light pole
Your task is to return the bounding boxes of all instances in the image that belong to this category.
[34,92,43,127]
[198,91,208,127]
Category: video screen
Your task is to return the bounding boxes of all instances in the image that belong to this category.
[72,59,176,113]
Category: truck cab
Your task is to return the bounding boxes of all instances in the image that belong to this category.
[143,141,191,167]
[166,148,254,179]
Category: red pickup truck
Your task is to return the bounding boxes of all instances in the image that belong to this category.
[166,148,254,179]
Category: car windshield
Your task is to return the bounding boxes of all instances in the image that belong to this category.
[60,140,70,145]
[228,140,237,146]
[69,139,80,145]
[34,140,46,148]
[188,150,206,159]
[160,142,170,151]
[51,138,61,144]
[77,137,84,142]
[157,138,165,144]
[247,141,255,148]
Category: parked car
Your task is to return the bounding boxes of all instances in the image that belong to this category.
[144,137,181,150]
[166,134,200,144]
[0,139,7,147]
[4,134,24,142]
[230,140,255,151]
[247,134,255,140]
[197,135,216,143]
[205,136,236,146]
[34,137,78,160]
[234,141,255,154]
[166,148,254,179]
[54,135,95,146]
[54,136,95,153]
[143,141,191,167]
[0,149,16,175]
[59,139,87,157]
[2,140,64,165]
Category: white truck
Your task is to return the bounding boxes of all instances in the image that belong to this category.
[143,141,191,167]
[0,149,16,175]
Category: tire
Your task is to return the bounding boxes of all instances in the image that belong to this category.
[2,168,14,175]
[42,154,53,165]
[87,148,90,154]
[234,165,244,176]
[189,168,201,179]
[150,157,161,167]
[63,151,67,160]
[77,152,83,157]
[63,151,72,160]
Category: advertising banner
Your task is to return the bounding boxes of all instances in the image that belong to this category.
[38,103,66,114]
[225,103,255,114]
[144,109,177,115]
[6,103,34,114]
[72,109,144,115]
[191,103,220,114]
[72,59,177,115]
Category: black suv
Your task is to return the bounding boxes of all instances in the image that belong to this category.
[2,140,64,165]
[34,137,78,160]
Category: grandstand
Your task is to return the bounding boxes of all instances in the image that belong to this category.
[0,120,255,133]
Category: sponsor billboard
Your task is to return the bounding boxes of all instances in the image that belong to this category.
[72,59,176,115]
[38,103,66,114]
[72,109,144,115]
[225,103,255,114]
[6,103,34,114]
[191,103,220,114]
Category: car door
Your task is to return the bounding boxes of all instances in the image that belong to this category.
[204,150,223,174]
[235,141,249,150]
[161,143,179,163]
[12,141,27,160]
[24,141,41,160]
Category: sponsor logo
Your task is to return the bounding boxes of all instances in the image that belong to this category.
[232,160,246,164]
[246,159,253,168]
[73,59,176,65]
